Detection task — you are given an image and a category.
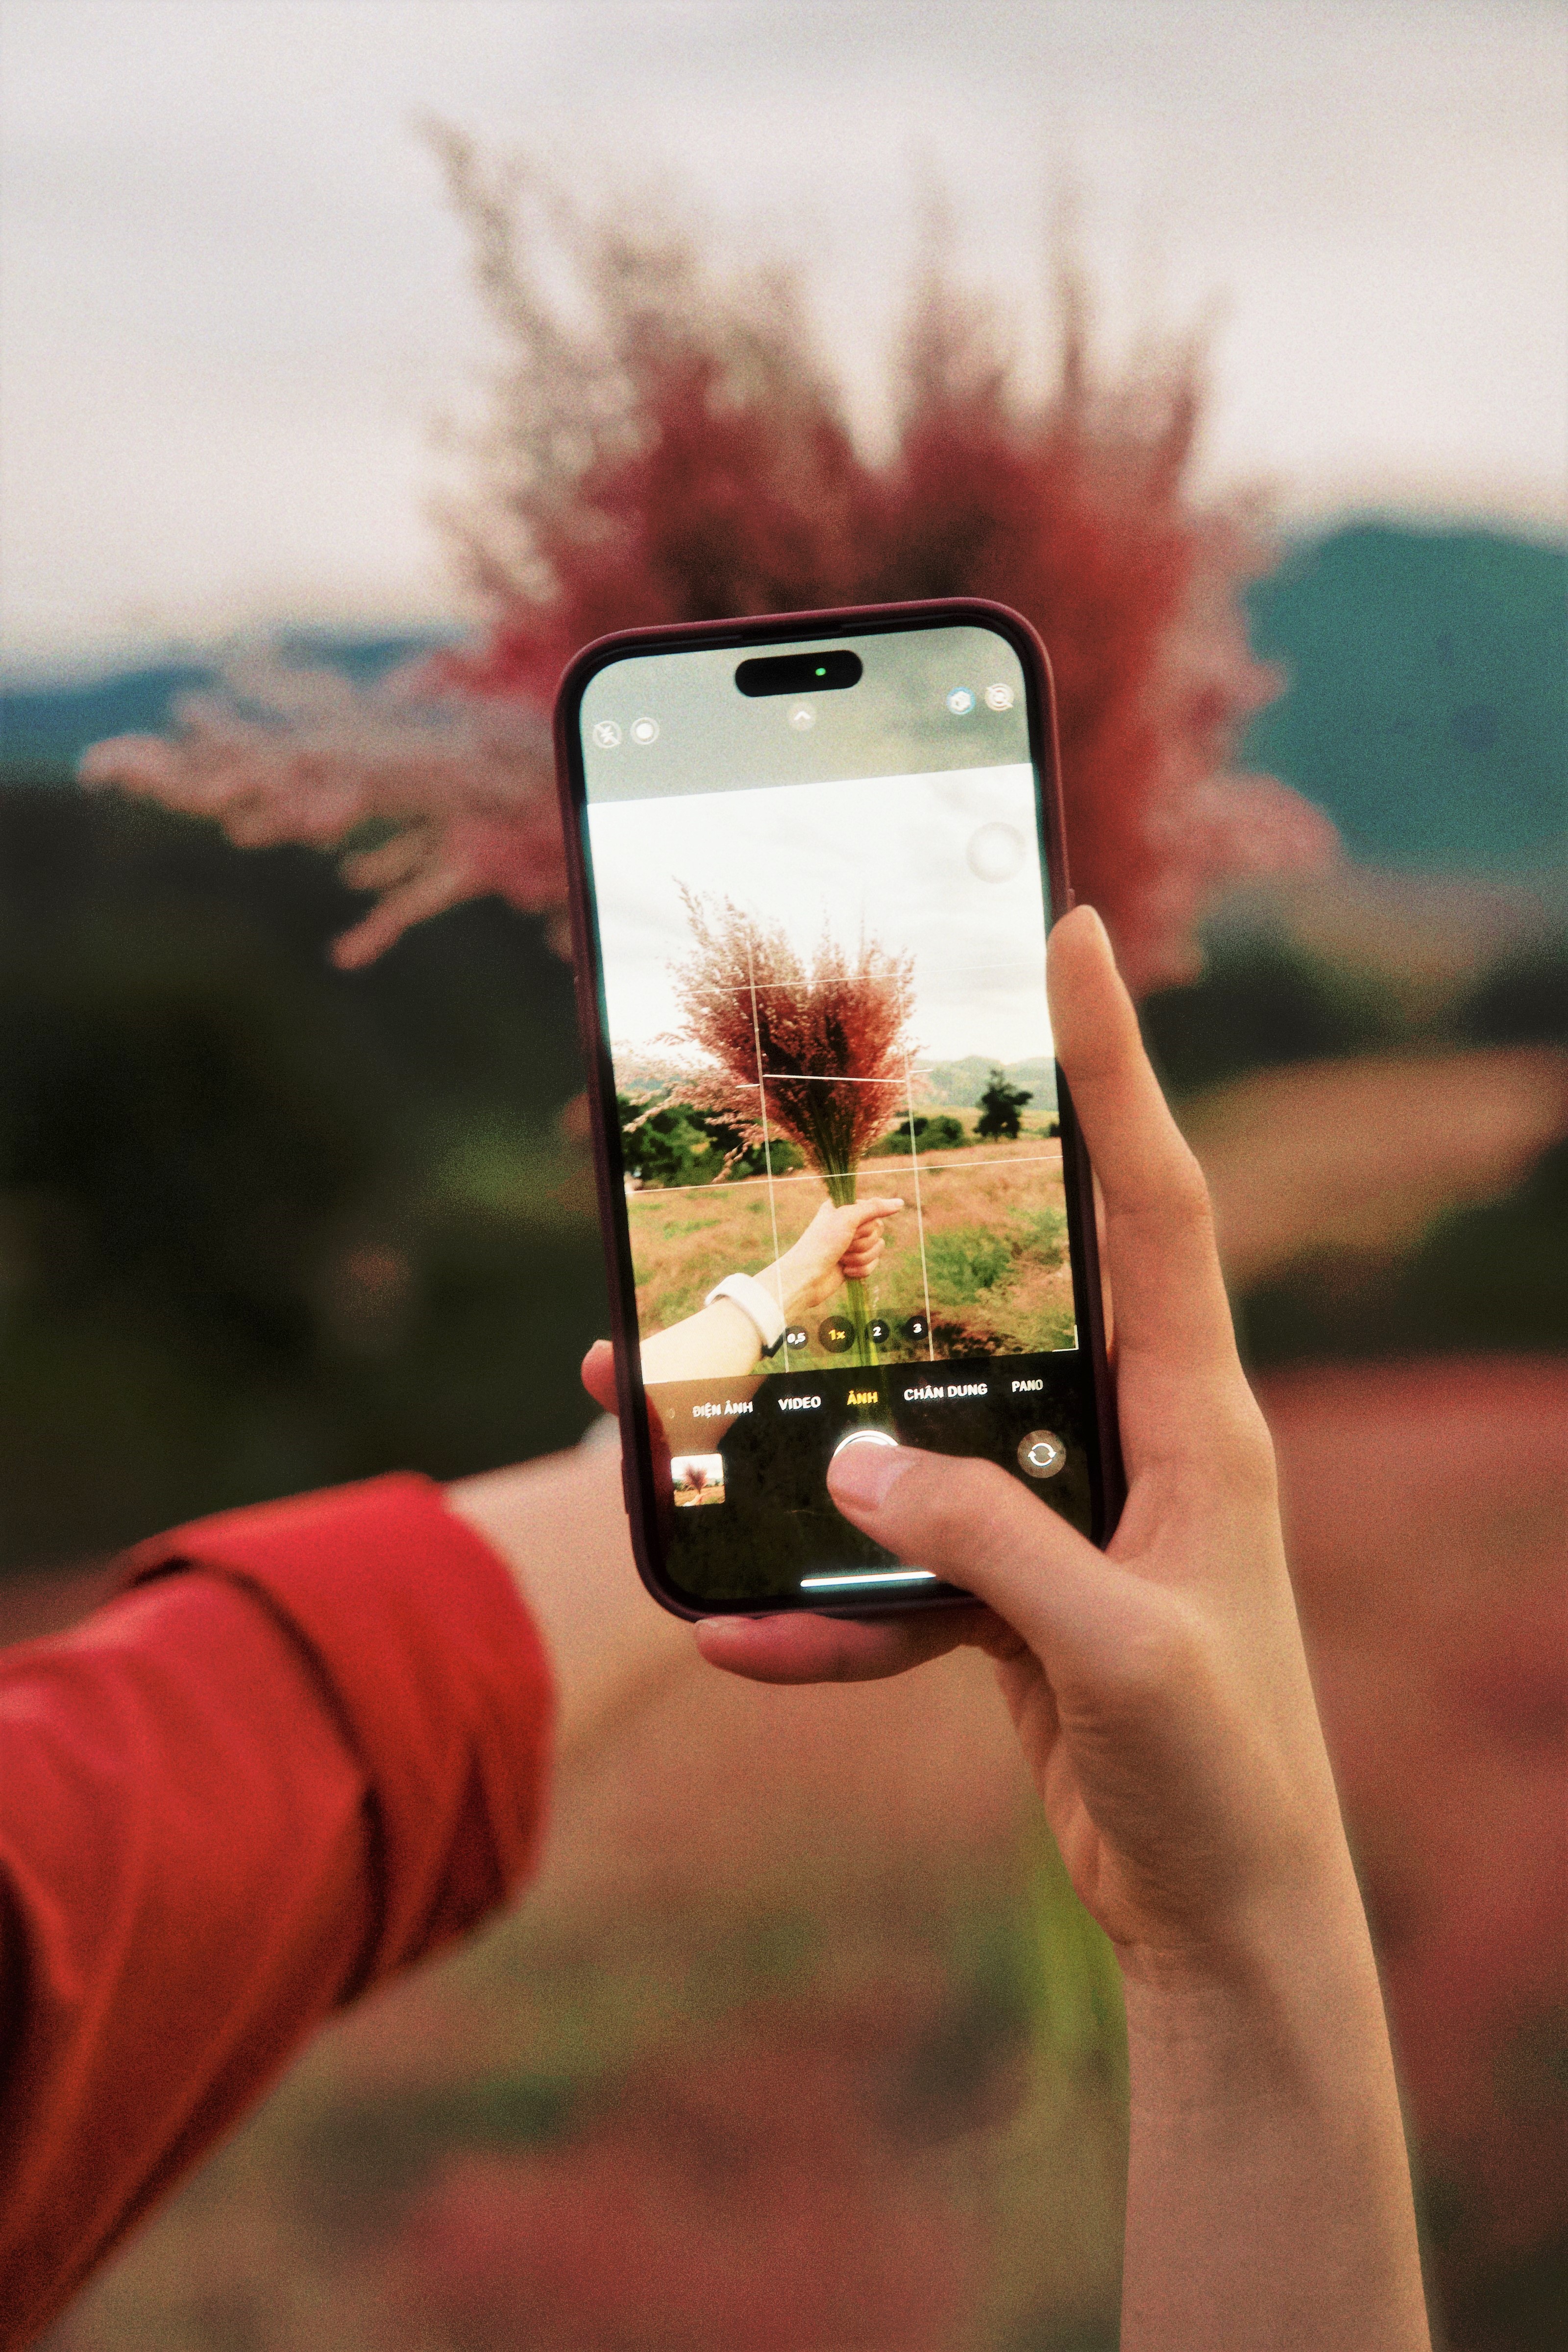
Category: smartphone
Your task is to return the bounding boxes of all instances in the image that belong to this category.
[555,598,1121,1618]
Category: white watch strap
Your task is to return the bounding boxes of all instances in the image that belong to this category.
[704,1271,786,1353]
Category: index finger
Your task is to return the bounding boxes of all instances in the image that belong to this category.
[693,1605,1001,1685]
[1048,907,1238,1382]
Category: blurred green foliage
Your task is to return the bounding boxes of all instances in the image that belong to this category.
[1241,1139,1568,1367]
[1142,905,1568,1368]
[0,777,604,1571]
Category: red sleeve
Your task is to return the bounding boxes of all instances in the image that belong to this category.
[0,1471,554,2347]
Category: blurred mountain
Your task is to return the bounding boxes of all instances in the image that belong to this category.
[0,627,461,769]
[1243,522,1566,873]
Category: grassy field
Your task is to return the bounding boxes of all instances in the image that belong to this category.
[627,1139,1075,1369]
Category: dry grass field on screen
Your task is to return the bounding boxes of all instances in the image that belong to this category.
[629,1138,1074,1368]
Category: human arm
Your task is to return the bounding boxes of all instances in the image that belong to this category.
[612,907,1430,2352]
[636,1193,905,1383]
[0,1474,553,2349]
[446,1431,692,1760]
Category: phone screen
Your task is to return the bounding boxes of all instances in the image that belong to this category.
[571,615,1111,1610]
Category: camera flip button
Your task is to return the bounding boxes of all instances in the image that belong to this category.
[1017,1429,1067,1480]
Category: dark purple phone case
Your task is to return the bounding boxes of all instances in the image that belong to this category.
[553,597,1125,1619]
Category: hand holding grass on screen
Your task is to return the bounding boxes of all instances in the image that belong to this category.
[671,890,914,1367]
[638,1195,905,1383]
[771,1194,906,1312]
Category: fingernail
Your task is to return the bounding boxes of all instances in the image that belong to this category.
[827,1442,917,1510]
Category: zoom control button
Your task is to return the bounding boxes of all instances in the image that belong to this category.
[1017,1429,1067,1480]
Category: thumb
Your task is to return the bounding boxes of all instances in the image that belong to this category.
[826,1440,1123,1675]
[580,1339,618,1414]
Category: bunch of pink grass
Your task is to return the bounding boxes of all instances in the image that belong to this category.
[77,653,566,968]
[670,891,913,1362]
[80,133,1337,991]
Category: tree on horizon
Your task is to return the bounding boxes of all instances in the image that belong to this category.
[976,1067,1032,1142]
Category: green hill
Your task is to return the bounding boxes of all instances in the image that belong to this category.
[1244,522,1566,873]
[0,628,459,772]
[915,1055,1057,1111]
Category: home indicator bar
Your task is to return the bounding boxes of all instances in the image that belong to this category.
[799,1568,939,1591]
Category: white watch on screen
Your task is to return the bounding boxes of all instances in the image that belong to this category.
[704,1272,787,1355]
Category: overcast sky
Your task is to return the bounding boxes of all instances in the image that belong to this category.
[589,763,1052,1065]
[3,0,1564,672]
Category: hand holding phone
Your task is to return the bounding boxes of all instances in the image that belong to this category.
[586,906,1335,1958]
[684,901,1341,1973]
[580,905,1432,2352]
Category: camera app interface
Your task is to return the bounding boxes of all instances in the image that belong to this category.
[580,624,1100,1604]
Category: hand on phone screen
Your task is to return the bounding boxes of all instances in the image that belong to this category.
[637,1197,906,1386]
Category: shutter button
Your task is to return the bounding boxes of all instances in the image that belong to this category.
[832,1428,900,1462]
